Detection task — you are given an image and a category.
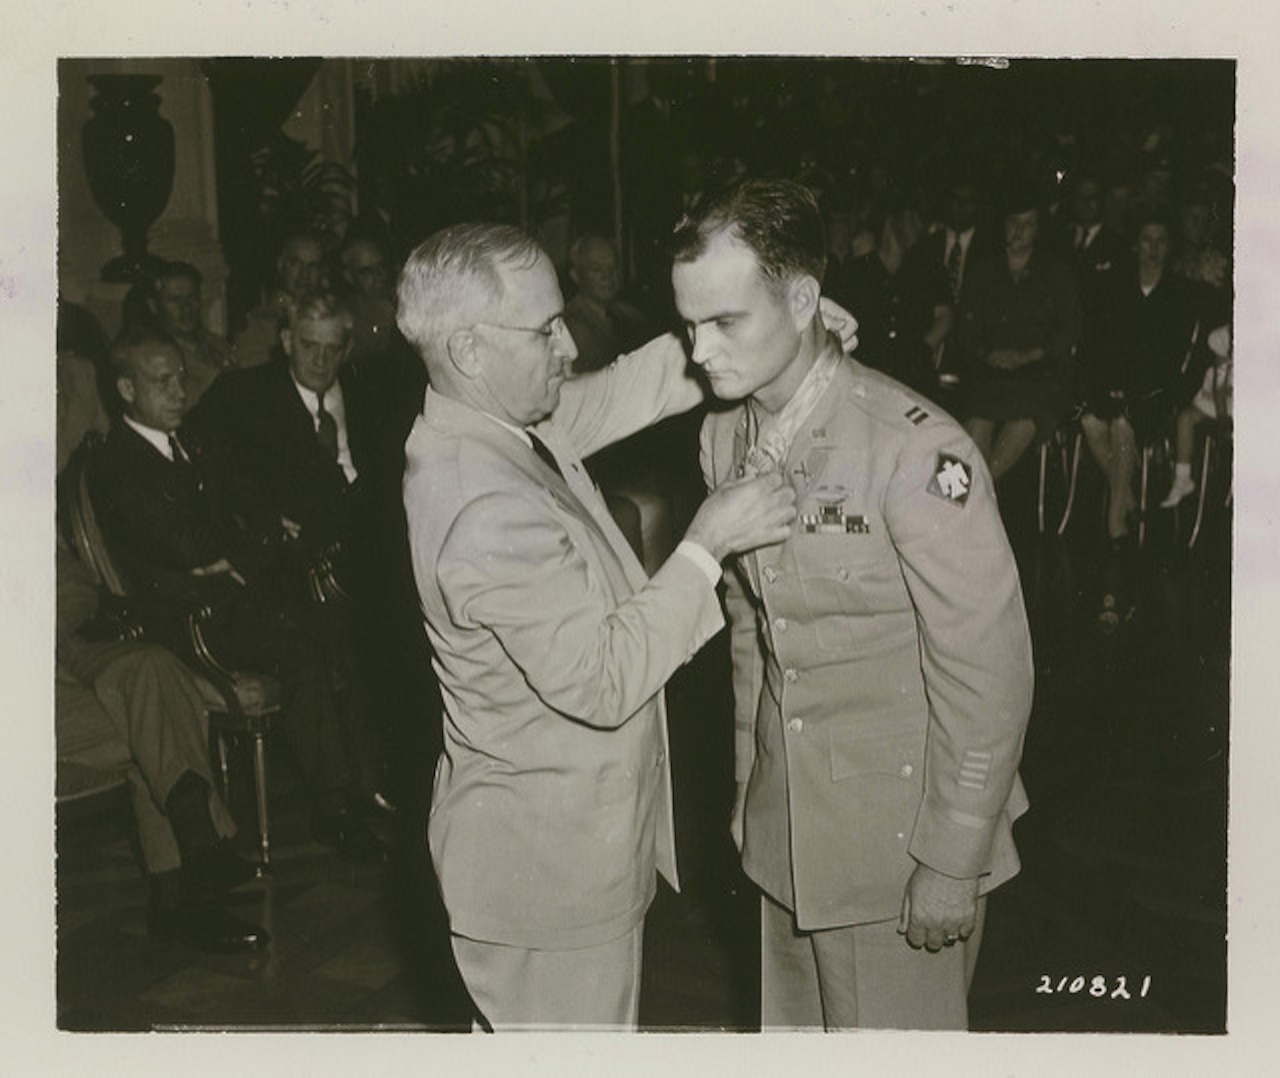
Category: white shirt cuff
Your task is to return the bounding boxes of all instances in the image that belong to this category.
[675,540,723,586]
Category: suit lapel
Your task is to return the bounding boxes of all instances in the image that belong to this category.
[534,425,647,593]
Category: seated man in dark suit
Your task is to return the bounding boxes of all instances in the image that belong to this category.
[56,538,265,953]
[90,325,381,856]
[187,293,428,811]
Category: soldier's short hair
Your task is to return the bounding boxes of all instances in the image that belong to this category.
[669,178,827,289]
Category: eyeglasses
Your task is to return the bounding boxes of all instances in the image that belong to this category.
[474,314,569,341]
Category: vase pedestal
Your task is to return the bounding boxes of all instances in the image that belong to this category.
[82,73,176,284]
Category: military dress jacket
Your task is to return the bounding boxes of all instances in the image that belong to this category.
[701,353,1033,931]
[404,336,722,951]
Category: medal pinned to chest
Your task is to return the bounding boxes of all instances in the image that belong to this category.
[799,484,870,535]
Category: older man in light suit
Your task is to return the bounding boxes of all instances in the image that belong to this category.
[676,180,1033,1030]
[396,223,800,1031]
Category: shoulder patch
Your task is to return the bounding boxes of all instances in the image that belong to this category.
[926,452,972,506]
[904,404,929,426]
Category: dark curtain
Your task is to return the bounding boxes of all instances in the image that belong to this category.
[202,58,323,332]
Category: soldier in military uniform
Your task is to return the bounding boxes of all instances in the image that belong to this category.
[671,180,1033,1030]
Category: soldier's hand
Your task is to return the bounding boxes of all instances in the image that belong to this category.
[898,863,979,952]
[685,474,797,562]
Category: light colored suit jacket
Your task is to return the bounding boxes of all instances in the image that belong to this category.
[405,335,722,950]
[701,349,1033,931]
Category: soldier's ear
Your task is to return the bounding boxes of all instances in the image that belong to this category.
[789,273,821,332]
[446,328,481,378]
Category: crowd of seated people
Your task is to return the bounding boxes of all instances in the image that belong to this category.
[56,232,437,955]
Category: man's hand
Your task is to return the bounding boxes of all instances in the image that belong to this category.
[685,474,797,562]
[730,781,748,853]
[819,297,859,354]
[190,558,246,586]
[898,863,979,952]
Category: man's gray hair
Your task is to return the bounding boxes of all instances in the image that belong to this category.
[288,291,354,333]
[396,223,543,363]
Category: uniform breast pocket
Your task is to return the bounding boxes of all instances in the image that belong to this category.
[794,536,907,651]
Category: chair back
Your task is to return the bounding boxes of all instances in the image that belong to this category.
[61,433,132,598]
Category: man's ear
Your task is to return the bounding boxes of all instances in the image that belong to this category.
[116,374,136,407]
[279,328,294,358]
[789,273,821,332]
[446,328,481,378]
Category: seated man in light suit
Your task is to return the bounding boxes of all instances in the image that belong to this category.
[396,222,802,1031]
[677,180,1033,1030]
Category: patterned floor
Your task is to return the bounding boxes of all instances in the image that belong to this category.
[55,456,1231,1034]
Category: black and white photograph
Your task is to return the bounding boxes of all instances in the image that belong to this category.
[6,1,1277,1072]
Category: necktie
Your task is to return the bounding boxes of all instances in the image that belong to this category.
[528,431,565,482]
[168,433,185,464]
[946,238,963,302]
[316,390,338,460]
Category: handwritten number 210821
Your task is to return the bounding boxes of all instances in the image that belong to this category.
[1035,975,1151,1000]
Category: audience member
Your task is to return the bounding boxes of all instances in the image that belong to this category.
[89,326,381,857]
[338,235,428,412]
[142,261,238,407]
[1162,322,1232,508]
[56,300,111,475]
[187,292,423,810]
[1171,181,1231,297]
[916,178,999,390]
[1057,170,1125,330]
[233,233,328,369]
[957,191,1081,481]
[1080,209,1201,542]
[563,234,651,375]
[843,190,953,399]
[56,538,265,952]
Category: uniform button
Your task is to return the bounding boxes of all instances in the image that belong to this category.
[783,667,799,683]
[773,617,788,633]
[786,718,803,734]
[836,567,849,581]
[888,329,898,340]
[763,566,777,583]
[899,764,914,779]
[896,832,906,841]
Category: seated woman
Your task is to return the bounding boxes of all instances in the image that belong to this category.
[1162,323,1232,507]
[1079,209,1202,541]
[957,192,1081,481]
